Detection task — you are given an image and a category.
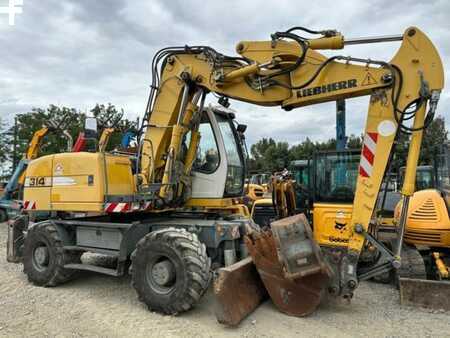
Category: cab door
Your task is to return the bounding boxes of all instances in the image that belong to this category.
[191,108,227,198]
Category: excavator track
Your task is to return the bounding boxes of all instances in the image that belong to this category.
[397,244,427,283]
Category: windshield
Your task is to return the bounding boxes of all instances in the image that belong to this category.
[436,144,450,190]
[250,174,270,186]
[216,114,245,196]
[398,166,435,191]
[314,151,360,203]
[289,164,309,186]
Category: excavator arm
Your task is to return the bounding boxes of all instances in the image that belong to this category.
[25,127,49,160]
[141,28,442,217]
[138,27,443,311]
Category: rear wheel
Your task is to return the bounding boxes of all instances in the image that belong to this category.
[131,228,211,314]
[23,221,81,286]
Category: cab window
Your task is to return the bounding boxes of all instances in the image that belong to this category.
[193,115,220,173]
[217,114,245,196]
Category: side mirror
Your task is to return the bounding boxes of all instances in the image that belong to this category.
[84,117,98,138]
[237,124,247,133]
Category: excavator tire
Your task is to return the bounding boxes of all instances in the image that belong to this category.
[131,228,211,315]
[395,244,427,288]
[23,221,81,286]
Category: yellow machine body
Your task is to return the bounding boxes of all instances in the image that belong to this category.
[400,189,450,247]
[24,152,135,212]
[245,183,265,202]
[313,203,353,247]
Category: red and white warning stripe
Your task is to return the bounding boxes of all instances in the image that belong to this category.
[104,202,153,213]
[104,202,131,213]
[359,132,378,178]
[23,201,36,210]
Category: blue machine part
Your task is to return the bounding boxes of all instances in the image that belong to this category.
[121,131,135,148]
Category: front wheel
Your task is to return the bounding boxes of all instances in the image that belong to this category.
[23,221,81,286]
[131,228,211,314]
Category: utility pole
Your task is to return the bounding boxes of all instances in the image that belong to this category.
[336,99,346,186]
[336,99,346,151]
[12,116,18,173]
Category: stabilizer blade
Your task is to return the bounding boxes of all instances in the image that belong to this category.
[399,277,450,311]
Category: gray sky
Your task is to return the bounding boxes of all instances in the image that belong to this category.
[0,0,449,145]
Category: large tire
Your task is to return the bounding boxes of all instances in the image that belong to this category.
[23,221,81,286]
[131,228,211,315]
[0,208,7,223]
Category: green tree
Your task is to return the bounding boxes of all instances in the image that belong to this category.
[3,104,137,176]
[347,134,363,149]
[0,117,11,179]
[388,115,447,173]
[90,103,138,151]
[420,115,448,165]
[249,138,290,172]
[288,138,316,160]
[250,138,276,171]
[0,117,9,162]
[9,105,83,163]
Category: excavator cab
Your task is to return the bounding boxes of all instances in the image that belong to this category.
[189,106,247,200]
[398,165,436,191]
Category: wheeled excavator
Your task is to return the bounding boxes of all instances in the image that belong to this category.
[8,26,444,324]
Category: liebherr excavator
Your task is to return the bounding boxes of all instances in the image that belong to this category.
[8,26,443,324]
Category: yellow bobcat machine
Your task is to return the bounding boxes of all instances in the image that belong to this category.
[393,142,450,310]
[8,26,444,324]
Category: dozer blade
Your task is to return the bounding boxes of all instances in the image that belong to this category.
[246,214,331,317]
[399,278,450,311]
[214,256,268,326]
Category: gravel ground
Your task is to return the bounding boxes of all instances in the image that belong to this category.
[1,223,450,338]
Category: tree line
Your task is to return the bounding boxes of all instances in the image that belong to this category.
[0,104,138,180]
[248,116,448,174]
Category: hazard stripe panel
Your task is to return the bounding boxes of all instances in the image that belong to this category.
[104,202,152,213]
[23,201,36,210]
[359,132,378,178]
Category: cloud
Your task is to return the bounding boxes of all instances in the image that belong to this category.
[0,0,448,146]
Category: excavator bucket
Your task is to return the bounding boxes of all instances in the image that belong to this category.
[246,214,331,317]
[399,278,450,311]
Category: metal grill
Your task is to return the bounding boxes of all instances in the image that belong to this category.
[405,229,442,245]
[410,198,438,221]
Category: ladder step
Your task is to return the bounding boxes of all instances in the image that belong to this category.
[64,263,121,277]
[63,246,120,257]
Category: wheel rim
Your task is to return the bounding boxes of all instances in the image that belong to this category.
[146,256,177,294]
[32,243,50,272]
